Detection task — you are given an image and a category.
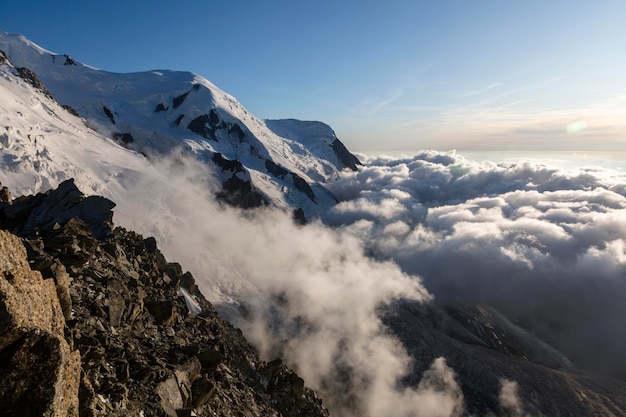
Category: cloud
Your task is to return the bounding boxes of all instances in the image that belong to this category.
[326,151,626,380]
[106,153,466,417]
[359,89,405,116]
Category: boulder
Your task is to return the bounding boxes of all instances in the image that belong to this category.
[0,179,115,239]
[0,229,81,417]
[0,329,81,417]
[0,232,65,350]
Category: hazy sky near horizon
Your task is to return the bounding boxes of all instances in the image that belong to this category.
[1,0,625,151]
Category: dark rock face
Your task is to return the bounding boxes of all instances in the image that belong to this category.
[155,103,168,112]
[212,153,244,174]
[16,66,53,99]
[0,179,115,239]
[292,208,307,225]
[0,181,328,417]
[112,132,135,145]
[264,159,289,179]
[216,176,268,209]
[102,106,116,125]
[62,104,81,117]
[172,92,189,109]
[331,139,361,171]
[291,173,315,202]
[187,114,217,141]
[227,123,245,141]
[187,109,252,146]
[63,54,76,66]
[0,184,11,203]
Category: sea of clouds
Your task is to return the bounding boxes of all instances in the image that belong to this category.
[111,150,626,416]
[326,150,626,380]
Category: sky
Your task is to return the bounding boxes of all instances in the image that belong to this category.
[1,0,626,151]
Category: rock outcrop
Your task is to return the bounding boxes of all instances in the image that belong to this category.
[0,181,328,417]
[0,229,81,417]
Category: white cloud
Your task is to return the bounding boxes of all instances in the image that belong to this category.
[327,151,626,379]
[108,153,471,417]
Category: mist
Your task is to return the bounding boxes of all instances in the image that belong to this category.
[87,148,626,415]
[110,154,465,417]
[326,150,626,379]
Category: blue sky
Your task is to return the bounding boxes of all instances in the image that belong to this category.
[1,1,625,151]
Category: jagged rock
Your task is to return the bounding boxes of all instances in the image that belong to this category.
[144,236,158,253]
[146,300,177,326]
[112,132,134,145]
[217,176,268,209]
[0,182,329,417]
[49,260,72,321]
[0,329,81,417]
[157,376,185,417]
[0,179,115,239]
[291,172,315,201]
[212,152,244,174]
[331,138,361,171]
[0,231,65,350]
[172,92,189,109]
[187,114,217,140]
[106,280,128,327]
[63,54,76,66]
[264,159,289,178]
[16,66,53,99]
[197,349,223,371]
[0,228,28,271]
[0,184,12,203]
[0,229,81,417]
[62,104,81,117]
[191,377,215,408]
[292,208,307,225]
[227,123,246,141]
[102,106,115,124]
[180,271,195,289]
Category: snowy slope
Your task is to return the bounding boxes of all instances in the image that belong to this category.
[0,31,360,217]
[0,50,157,201]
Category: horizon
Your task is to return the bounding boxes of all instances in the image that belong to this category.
[1,1,625,152]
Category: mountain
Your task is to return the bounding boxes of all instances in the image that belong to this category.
[1,30,626,417]
[0,180,329,417]
[0,31,360,218]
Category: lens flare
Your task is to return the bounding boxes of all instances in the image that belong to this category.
[566,120,587,134]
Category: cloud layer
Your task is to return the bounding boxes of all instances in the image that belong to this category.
[110,155,465,417]
[326,150,626,379]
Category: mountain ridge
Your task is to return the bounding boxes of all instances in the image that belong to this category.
[0,30,361,218]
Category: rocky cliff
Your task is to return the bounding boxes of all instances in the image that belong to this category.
[0,180,329,417]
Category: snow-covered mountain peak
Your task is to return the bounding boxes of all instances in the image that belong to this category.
[0,30,361,217]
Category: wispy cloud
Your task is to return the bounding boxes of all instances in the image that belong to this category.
[453,82,502,99]
[354,85,626,151]
[359,89,405,116]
